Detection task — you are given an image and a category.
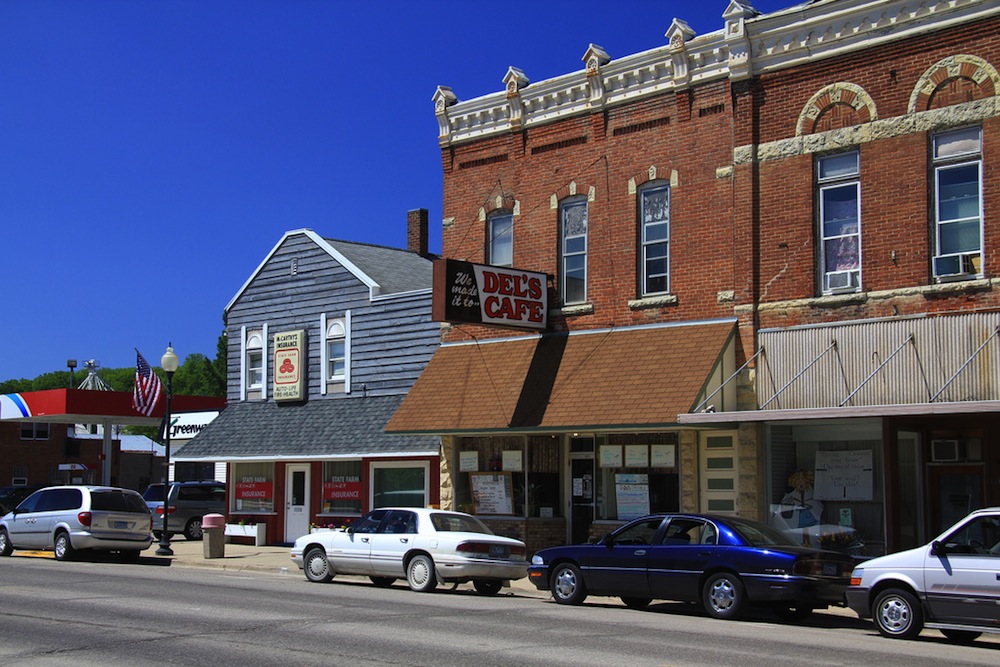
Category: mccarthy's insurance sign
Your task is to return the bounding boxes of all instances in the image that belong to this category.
[432,259,547,330]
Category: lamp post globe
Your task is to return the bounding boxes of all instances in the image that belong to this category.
[155,344,180,556]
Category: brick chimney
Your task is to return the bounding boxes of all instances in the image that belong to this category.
[407,208,429,256]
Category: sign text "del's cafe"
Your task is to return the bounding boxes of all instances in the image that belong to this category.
[432,259,548,331]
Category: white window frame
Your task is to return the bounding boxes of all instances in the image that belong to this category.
[320,311,351,395]
[639,182,670,296]
[240,324,267,401]
[560,197,588,305]
[487,211,513,267]
[933,126,983,281]
[370,460,430,509]
[817,151,861,294]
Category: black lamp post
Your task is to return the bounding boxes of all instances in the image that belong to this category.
[155,344,179,556]
[67,359,77,388]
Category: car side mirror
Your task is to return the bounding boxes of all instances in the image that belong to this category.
[598,533,614,547]
[930,540,946,556]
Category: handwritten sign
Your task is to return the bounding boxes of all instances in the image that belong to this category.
[814,449,873,501]
[615,474,650,520]
[470,472,514,514]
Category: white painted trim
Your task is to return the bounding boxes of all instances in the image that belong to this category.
[173,451,440,463]
[239,326,247,402]
[225,229,381,312]
[261,322,268,401]
[319,312,328,396]
[344,310,352,394]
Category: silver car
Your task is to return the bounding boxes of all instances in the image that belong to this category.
[0,485,154,561]
[846,507,1000,642]
[290,507,528,595]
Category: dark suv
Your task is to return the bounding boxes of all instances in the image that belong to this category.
[143,481,225,540]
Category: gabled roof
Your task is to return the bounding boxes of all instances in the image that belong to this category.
[172,395,438,461]
[226,229,434,312]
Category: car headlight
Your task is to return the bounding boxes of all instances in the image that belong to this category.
[849,568,863,586]
[531,554,545,566]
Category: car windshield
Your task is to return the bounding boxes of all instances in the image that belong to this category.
[727,517,798,547]
[430,513,494,535]
[142,485,165,502]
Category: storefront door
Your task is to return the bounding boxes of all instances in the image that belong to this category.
[284,464,310,542]
[929,464,984,536]
[569,453,594,544]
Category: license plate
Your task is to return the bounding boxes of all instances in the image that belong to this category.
[113,521,129,529]
[489,545,509,558]
[822,562,837,576]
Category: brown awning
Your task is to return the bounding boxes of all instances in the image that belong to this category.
[387,321,735,434]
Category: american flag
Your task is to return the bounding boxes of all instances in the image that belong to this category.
[132,350,163,416]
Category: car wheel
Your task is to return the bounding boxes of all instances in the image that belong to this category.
[303,547,334,583]
[873,588,923,640]
[621,597,652,610]
[369,576,395,588]
[0,528,13,556]
[940,629,981,644]
[550,563,588,605]
[773,604,813,622]
[53,531,76,562]
[406,554,437,592]
[184,518,204,541]
[703,572,746,620]
[473,579,503,596]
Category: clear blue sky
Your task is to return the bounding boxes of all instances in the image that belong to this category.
[0,0,791,382]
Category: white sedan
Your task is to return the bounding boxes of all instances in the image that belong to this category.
[290,507,528,595]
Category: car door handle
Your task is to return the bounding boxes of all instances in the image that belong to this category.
[399,538,409,544]
[633,550,646,556]
[699,551,711,557]
[361,537,370,543]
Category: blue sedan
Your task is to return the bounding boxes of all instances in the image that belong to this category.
[528,513,854,621]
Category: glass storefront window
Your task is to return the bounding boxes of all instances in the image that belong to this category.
[231,462,274,513]
[321,460,362,515]
[372,462,428,508]
[596,434,679,521]
[766,422,884,557]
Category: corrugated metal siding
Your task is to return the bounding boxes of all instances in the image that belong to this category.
[758,314,1000,409]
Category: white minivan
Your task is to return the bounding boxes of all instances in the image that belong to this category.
[846,507,1000,643]
[0,485,154,561]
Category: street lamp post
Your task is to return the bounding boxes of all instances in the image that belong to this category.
[67,359,77,388]
[155,344,180,557]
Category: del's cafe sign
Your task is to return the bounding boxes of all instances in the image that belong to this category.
[273,329,306,402]
[432,259,547,331]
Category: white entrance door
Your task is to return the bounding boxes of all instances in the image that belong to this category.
[285,464,310,542]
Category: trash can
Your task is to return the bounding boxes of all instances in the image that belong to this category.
[202,513,226,559]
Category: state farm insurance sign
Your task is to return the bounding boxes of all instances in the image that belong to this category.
[433,259,547,331]
[273,329,306,402]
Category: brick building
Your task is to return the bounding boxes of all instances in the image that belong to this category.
[389,0,1000,556]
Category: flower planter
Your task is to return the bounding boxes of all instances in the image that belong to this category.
[225,523,266,546]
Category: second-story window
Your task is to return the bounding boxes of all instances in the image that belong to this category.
[327,320,346,381]
[817,151,861,293]
[246,331,263,391]
[560,197,588,304]
[933,126,982,280]
[639,182,670,295]
[487,211,513,267]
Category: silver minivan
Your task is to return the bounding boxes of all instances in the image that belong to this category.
[846,507,1000,643]
[0,485,154,561]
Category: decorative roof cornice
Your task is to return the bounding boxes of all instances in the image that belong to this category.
[435,0,1000,146]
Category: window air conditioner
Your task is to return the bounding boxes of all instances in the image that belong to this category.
[931,439,960,462]
[934,253,976,279]
[825,270,859,293]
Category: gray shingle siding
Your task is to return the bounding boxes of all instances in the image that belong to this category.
[225,231,439,402]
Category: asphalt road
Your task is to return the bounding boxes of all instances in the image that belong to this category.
[1,555,998,666]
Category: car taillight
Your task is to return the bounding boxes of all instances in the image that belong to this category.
[155,506,176,515]
[793,558,846,577]
[77,511,92,527]
[456,542,493,557]
[510,545,526,557]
